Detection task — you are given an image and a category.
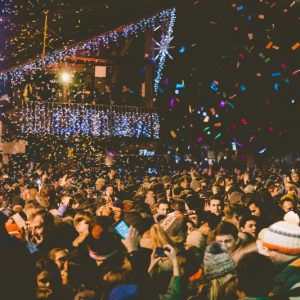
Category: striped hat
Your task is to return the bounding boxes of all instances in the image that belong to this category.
[262,211,300,255]
[203,242,235,280]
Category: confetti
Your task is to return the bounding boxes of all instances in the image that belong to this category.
[214,133,222,139]
[240,118,247,125]
[203,116,210,123]
[272,72,281,77]
[291,42,300,51]
[170,130,177,138]
[169,98,175,108]
[210,81,219,91]
[292,69,300,76]
[258,148,267,154]
[265,41,273,49]
[219,100,226,108]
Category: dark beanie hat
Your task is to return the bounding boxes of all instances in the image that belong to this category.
[88,231,120,259]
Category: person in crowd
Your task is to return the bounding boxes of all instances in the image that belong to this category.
[101,84,114,105]
[0,212,35,300]
[291,171,300,188]
[280,198,295,213]
[213,221,239,254]
[258,211,300,299]
[153,199,170,223]
[236,252,275,300]
[194,242,236,300]
[207,196,223,217]
[48,248,69,271]
[239,215,258,238]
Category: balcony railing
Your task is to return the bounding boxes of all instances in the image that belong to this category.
[14,101,160,139]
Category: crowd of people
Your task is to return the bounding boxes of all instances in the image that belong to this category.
[0,156,300,300]
[18,79,145,107]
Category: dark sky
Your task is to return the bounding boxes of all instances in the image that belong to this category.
[1,0,300,153]
[0,0,174,70]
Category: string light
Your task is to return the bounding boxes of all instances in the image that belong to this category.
[0,8,176,95]
[18,102,159,139]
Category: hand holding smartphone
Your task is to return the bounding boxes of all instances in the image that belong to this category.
[114,220,130,239]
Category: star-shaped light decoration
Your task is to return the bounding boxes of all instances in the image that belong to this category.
[153,34,175,60]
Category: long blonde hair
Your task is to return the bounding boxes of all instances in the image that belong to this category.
[198,274,235,300]
[147,224,175,249]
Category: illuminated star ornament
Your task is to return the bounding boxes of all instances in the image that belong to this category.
[153,34,175,61]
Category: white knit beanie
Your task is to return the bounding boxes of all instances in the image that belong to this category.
[262,211,300,255]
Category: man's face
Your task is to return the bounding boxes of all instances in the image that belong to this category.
[30,215,45,242]
[249,203,261,217]
[157,203,169,215]
[241,220,257,238]
[215,234,236,252]
[209,199,222,216]
[292,173,299,184]
[106,186,114,196]
[282,200,293,213]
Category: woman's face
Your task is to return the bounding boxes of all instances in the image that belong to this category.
[76,220,89,235]
[113,208,122,220]
[54,250,68,270]
[101,206,113,217]
[37,271,52,288]
[249,203,261,217]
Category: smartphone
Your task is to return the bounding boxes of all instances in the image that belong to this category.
[114,220,129,239]
[156,247,166,257]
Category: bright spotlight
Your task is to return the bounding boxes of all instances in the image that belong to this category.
[61,72,72,83]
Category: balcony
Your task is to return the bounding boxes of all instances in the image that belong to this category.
[12,101,160,139]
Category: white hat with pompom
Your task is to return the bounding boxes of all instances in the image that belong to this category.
[262,211,300,255]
